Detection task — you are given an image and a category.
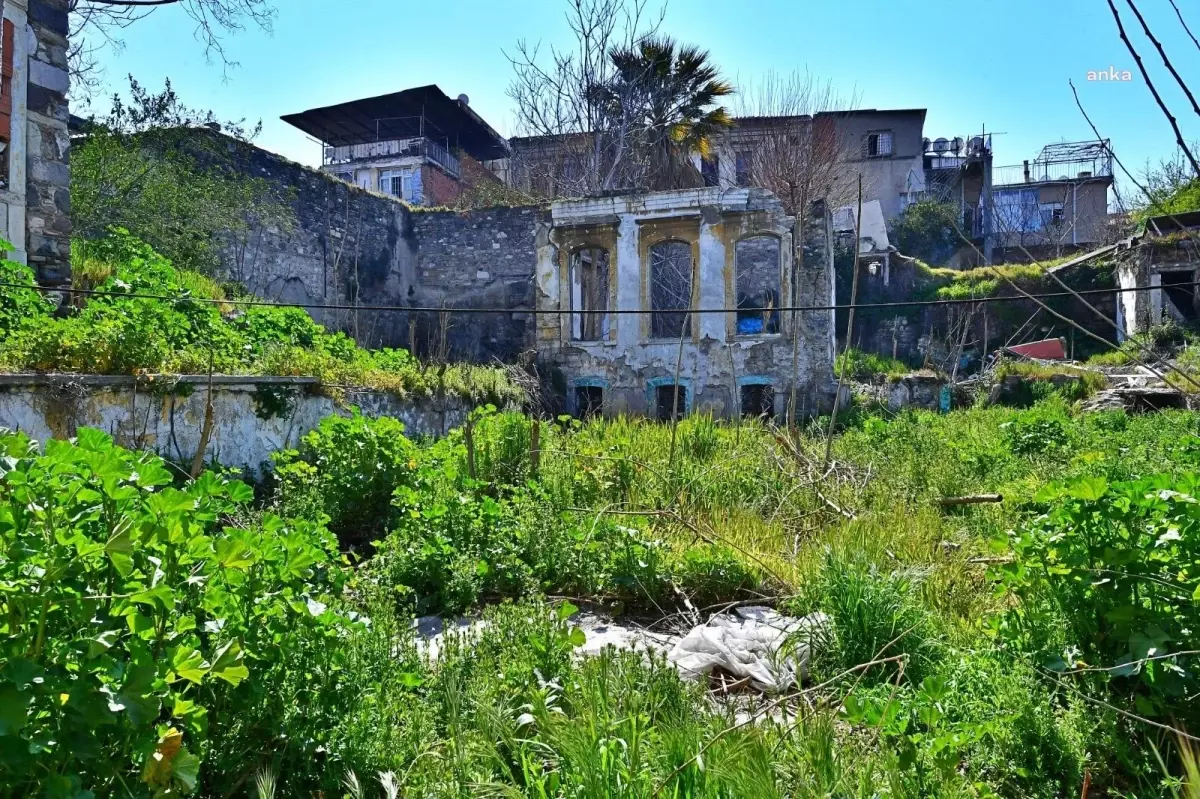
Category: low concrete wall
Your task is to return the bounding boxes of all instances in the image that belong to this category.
[0,374,468,471]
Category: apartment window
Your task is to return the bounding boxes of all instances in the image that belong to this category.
[332,171,354,184]
[740,383,774,420]
[569,246,610,341]
[649,240,693,339]
[735,235,781,335]
[654,383,688,422]
[701,155,720,187]
[379,169,415,202]
[734,151,751,187]
[574,384,604,419]
[866,131,894,158]
[1040,202,1065,228]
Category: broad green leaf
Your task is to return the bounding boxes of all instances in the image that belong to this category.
[74,428,114,452]
[1068,476,1108,502]
[170,647,209,684]
[226,480,254,504]
[132,582,175,612]
[173,749,200,792]
[105,528,134,577]
[88,629,121,658]
[148,488,199,517]
[210,640,249,686]
[215,537,254,570]
[0,684,29,734]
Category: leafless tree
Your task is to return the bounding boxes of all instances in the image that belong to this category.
[505,0,665,197]
[732,70,861,216]
[68,0,275,99]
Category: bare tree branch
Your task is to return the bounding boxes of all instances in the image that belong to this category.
[1168,0,1200,56]
[1105,0,1200,176]
[1122,0,1200,122]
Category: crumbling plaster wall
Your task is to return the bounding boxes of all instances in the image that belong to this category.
[1117,243,1198,339]
[0,375,470,472]
[537,188,837,418]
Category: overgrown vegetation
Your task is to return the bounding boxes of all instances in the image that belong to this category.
[6,393,1200,796]
[73,78,294,276]
[835,347,913,381]
[0,230,520,404]
[889,199,961,266]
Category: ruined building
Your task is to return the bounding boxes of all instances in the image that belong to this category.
[212,133,839,418]
[537,188,836,418]
[0,0,70,283]
[1117,210,1200,338]
[923,136,1114,265]
[506,108,929,226]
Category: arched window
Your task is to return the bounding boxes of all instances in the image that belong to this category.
[569,246,610,341]
[649,240,693,339]
[735,235,781,335]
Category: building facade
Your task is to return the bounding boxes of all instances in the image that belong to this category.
[282,85,510,207]
[535,187,837,419]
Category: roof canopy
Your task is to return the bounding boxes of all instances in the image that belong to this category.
[281,85,509,160]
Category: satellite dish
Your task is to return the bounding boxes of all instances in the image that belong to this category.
[968,136,984,153]
[951,137,964,154]
[932,137,950,154]
[922,137,931,152]
[457,93,470,106]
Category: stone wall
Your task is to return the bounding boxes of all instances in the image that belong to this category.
[407,205,545,361]
[219,136,545,361]
[218,136,415,347]
[0,374,470,472]
[0,0,70,283]
[24,0,68,282]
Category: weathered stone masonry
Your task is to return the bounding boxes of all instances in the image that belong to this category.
[0,0,70,283]
[220,137,545,361]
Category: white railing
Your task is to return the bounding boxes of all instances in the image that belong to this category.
[323,137,461,178]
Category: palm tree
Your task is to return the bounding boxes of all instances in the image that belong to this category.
[596,36,735,190]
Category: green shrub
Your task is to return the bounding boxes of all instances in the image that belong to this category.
[0,427,352,797]
[273,413,419,548]
[836,347,913,380]
[0,253,52,337]
[994,472,1200,726]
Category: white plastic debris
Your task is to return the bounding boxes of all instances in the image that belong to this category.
[666,607,827,693]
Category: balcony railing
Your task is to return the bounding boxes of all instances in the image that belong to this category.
[323,137,461,178]
[993,156,1113,187]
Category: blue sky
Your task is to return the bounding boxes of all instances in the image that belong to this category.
[86,0,1200,202]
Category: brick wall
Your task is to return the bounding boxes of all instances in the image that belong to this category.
[421,163,460,206]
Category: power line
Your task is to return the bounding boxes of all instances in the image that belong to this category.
[3,279,1194,316]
